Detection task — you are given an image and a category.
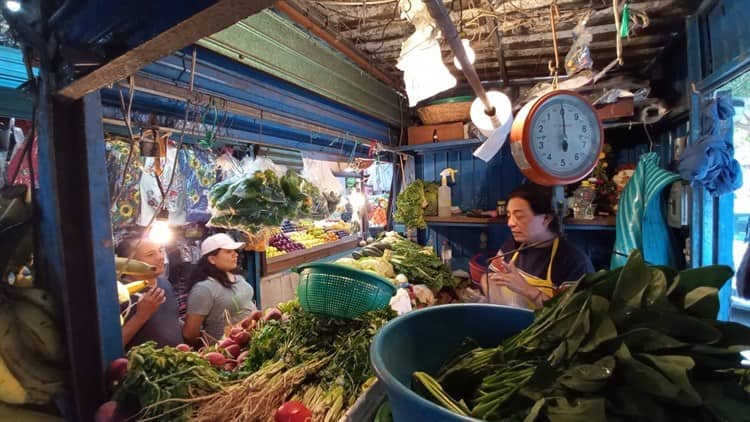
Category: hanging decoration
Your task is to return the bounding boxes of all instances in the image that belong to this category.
[106,137,142,229]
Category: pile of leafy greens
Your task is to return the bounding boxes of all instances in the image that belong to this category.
[207,170,311,234]
[345,232,456,292]
[394,179,429,229]
[416,250,750,421]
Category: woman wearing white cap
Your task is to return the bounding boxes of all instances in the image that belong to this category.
[183,233,258,345]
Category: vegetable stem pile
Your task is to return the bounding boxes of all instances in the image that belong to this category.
[110,301,395,421]
[417,250,750,421]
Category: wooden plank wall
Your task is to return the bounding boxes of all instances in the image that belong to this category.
[415,142,524,268]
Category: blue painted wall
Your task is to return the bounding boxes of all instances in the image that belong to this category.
[414,142,523,269]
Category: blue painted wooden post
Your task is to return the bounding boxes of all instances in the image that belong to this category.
[686,15,711,268]
[36,85,121,420]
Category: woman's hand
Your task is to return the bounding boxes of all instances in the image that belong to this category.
[135,287,165,321]
[489,260,541,301]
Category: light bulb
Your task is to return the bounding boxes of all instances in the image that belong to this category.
[349,190,366,211]
[453,39,476,70]
[147,220,172,245]
[5,0,21,12]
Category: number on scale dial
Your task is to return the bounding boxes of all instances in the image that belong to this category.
[529,95,601,179]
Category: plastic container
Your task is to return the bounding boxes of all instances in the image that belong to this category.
[370,304,533,422]
[572,180,596,219]
[468,252,489,287]
[293,263,396,319]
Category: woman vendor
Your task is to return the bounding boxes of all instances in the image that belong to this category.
[481,184,594,308]
[183,233,257,346]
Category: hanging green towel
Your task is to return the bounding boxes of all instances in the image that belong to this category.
[611,153,681,268]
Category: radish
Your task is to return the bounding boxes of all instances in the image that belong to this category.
[94,401,124,422]
[106,358,129,384]
[264,307,283,321]
[175,344,192,352]
[249,310,264,321]
[204,352,227,367]
[240,315,254,329]
[218,338,236,349]
[231,330,251,346]
[223,361,237,371]
[237,350,249,364]
[229,327,244,337]
[246,319,258,331]
[225,343,241,358]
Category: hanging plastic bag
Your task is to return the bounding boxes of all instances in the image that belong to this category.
[565,15,593,75]
[138,143,187,226]
[241,156,287,178]
[302,157,343,195]
[396,0,456,106]
[215,151,242,180]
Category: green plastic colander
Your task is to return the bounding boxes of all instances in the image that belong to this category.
[293,263,396,319]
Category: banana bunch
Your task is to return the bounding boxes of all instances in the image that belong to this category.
[0,285,66,408]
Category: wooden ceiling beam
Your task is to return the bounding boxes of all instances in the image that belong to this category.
[57,0,275,100]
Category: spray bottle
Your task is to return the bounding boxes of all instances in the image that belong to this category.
[438,168,458,217]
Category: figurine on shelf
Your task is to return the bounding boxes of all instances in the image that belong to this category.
[588,144,619,216]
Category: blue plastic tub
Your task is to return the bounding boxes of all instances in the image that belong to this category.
[370,304,533,421]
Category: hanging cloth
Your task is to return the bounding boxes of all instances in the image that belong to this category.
[106,138,142,229]
[678,92,742,196]
[611,153,680,268]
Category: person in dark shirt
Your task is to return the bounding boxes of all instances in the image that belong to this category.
[481,184,594,309]
[116,237,183,349]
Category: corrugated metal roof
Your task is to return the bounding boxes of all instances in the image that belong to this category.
[0,46,28,89]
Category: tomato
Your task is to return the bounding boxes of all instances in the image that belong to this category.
[274,400,312,422]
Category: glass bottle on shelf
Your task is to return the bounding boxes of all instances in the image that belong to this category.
[572,180,596,220]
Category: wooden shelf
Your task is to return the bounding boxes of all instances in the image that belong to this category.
[424,215,504,227]
[262,235,361,275]
[564,215,616,231]
[424,215,616,230]
[396,138,482,154]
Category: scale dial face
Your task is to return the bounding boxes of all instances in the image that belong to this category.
[510,91,604,185]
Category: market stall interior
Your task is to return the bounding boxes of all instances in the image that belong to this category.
[1,0,749,420]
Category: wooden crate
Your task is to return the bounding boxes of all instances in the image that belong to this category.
[407,122,466,145]
[594,97,634,121]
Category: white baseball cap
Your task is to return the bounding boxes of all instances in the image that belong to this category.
[200,233,245,257]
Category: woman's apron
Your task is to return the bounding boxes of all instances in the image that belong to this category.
[488,238,559,308]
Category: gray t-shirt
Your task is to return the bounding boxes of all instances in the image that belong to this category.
[186,274,257,341]
[125,276,183,350]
